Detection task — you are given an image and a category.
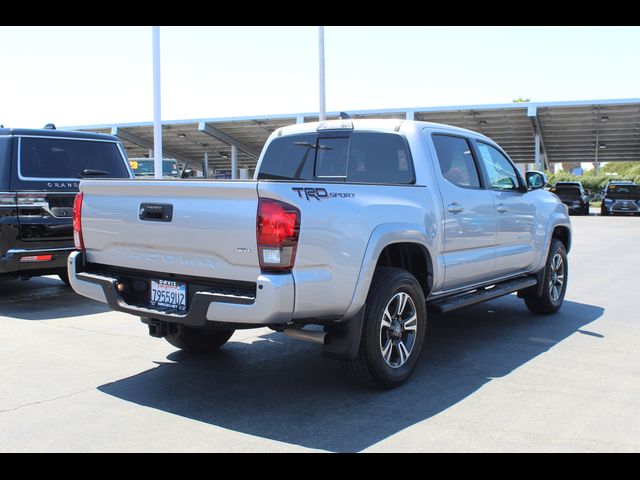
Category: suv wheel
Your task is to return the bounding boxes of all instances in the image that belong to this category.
[524,239,568,315]
[344,267,427,389]
[58,271,71,286]
[165,325,235,352]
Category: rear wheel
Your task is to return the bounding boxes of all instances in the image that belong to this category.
[344,267,427,389]
[524,239,568,315]
[165,325,235,352]
[58,271,71,286]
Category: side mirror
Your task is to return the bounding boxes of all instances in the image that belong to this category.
[525,171,547,190]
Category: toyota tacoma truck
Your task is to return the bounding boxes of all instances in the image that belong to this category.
[68,119,571,389]
[0,126,132,283]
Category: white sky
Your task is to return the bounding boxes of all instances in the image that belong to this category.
[1,26,639,128]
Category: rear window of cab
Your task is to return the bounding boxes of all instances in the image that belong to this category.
[258,132,415,184]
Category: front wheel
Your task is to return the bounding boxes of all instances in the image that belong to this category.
[165,325,235,352]
[344,267,427,389]
[524,239,568,315]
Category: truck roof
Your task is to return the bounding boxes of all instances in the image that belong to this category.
[276,119,493,141]
[0,127,119,142]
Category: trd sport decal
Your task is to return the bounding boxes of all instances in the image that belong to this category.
[292,187,355,201]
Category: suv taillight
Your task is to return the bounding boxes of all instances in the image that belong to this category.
[0,193,17,206]
[73,192,84,251]
[256,198,300,272]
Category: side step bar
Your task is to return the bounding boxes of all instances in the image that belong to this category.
[428,276,538,314]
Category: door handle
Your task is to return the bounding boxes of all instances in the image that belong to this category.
[496,204,508,213]
[447,203,464,214]
[139,203,173,222]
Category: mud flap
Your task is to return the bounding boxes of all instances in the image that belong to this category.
[322,307,365,361]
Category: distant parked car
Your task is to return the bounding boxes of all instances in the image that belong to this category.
[550,181,590,215]
[0,125,132,283]
[129,159,180,178]
[600,181,640,216]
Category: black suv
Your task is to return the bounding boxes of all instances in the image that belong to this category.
[601,181,640,216]
[0,127,132,282]
[550,181,590,215]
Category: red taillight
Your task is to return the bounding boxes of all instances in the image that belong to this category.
[20,255,54,263]
[256,198,300,272]
[73,192,84,251]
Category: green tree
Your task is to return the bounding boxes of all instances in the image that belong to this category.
[601,161,640,178]
[513,97,531,103]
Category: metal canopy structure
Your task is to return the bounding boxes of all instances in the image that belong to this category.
[66,98,640,176]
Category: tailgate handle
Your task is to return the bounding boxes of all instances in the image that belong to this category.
[139,203,173,222]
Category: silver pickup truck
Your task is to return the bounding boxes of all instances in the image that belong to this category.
[68,119,571,389]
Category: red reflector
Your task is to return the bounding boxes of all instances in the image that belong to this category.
[20,255,54,263]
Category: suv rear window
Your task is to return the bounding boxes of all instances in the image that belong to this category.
[606,184,640,195]
[19,137,129,180]
[552,185,581,194]
[257,132,414,184]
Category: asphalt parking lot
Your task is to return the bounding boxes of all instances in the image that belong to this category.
[1,213,639,452]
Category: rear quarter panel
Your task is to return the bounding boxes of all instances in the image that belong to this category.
[258,182,434,319]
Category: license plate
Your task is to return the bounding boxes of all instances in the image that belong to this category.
[150,280,187,311]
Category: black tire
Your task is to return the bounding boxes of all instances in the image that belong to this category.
[344,267,427,389]
[58,271,71,286]
[165,325,234,353]
[600,207,609,216]
[524,239,568,315]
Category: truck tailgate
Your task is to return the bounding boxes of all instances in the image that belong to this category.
[80,179,260,281]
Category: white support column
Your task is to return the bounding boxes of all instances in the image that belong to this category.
[203,152,209,179]
[595,130,600,175]
[406,111,414,121]
[296,115,305,124]
[534,133,541,171]
[231,145,238,180]
[152,26,163,179]
[318,26,326,121]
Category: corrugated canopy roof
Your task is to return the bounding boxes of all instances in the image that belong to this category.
[66,98,640,174]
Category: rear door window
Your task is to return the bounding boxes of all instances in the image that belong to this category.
[432,134,481,189]
[19,137,129,180]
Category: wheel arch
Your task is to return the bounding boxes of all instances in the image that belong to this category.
[343,223,436,319]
